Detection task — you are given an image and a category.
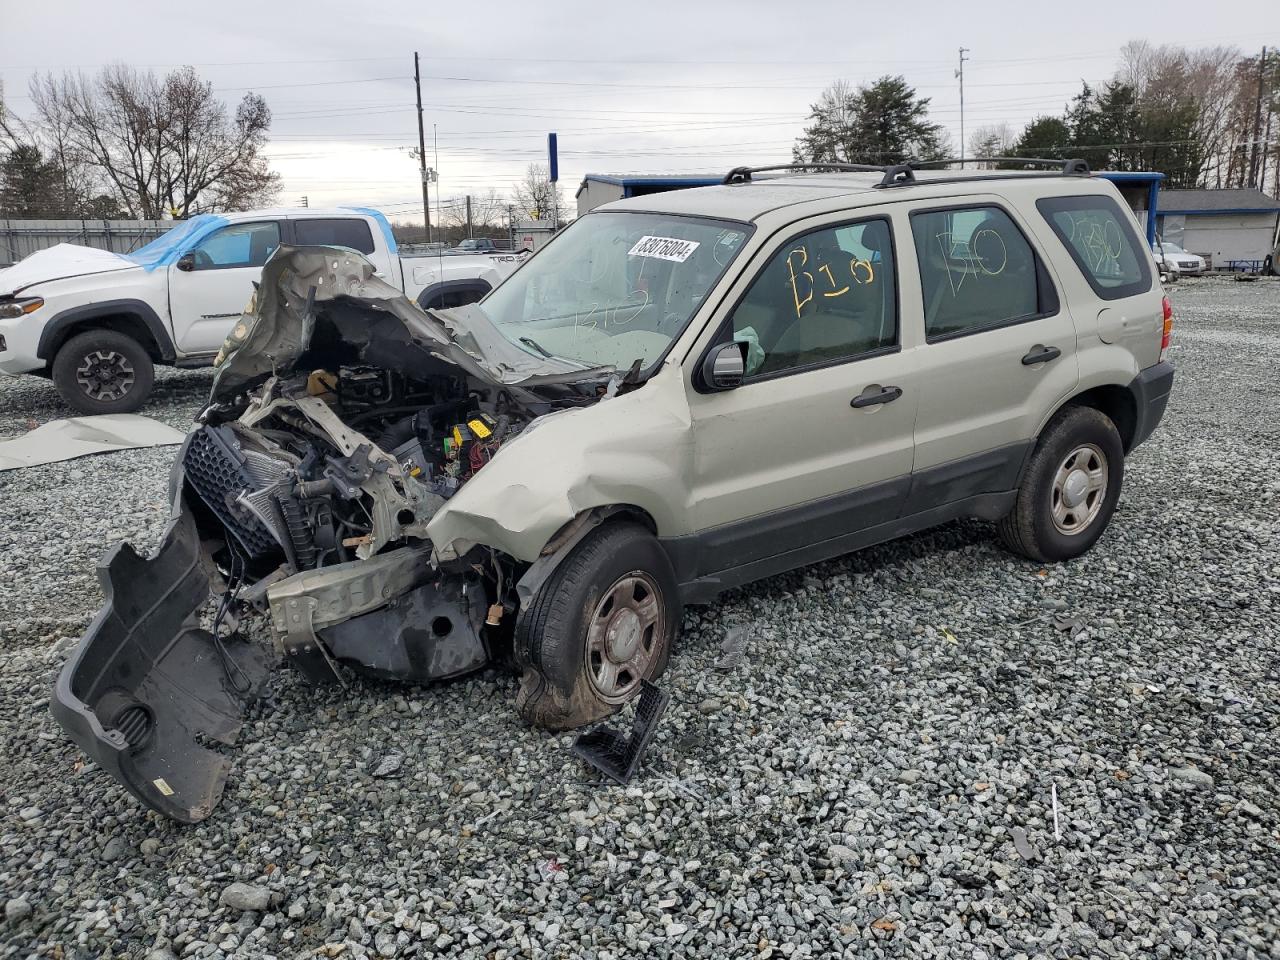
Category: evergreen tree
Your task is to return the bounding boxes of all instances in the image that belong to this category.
[795,76,945,166]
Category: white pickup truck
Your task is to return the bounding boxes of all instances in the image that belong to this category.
[0,207,528,413]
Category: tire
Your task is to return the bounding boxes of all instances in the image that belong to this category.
[998,406,1124,563]
[515,522,680,730]
[51,329,155,415]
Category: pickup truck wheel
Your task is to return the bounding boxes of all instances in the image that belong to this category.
[515,523,679,731]
[52,330,154,415]
[998,406,1124,563]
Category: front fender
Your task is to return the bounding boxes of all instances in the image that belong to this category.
[426,364,694,563]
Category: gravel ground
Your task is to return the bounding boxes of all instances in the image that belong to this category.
[2,277,1278,959]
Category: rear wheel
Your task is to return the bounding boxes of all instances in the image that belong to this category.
[515,523,679,730]
[51,329,154,415]
[998,406,1124,563]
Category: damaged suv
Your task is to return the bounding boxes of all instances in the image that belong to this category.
[54,160,1174,821]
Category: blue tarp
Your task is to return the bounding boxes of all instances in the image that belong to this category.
[346,206,398,256]
[123,215,230,271]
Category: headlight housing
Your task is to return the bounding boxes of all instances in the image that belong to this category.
[0,297,45,319]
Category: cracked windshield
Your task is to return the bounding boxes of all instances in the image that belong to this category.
[477,212,749,369]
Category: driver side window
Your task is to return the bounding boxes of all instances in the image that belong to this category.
[732,218,898,378]
[189,222,280,270]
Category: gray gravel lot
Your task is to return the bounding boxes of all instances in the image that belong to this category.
[2,278,1278,959]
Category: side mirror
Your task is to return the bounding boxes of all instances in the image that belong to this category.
[176,252,195,272]
[701,341,746,391]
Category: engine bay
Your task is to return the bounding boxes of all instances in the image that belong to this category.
[189,364,533,579]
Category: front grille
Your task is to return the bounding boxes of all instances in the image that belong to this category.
[183,426,280,558]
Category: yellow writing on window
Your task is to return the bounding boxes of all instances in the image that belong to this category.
[786,247,813,318]
[786,244,877,318]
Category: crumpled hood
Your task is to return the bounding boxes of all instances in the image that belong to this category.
[0,243,138,296]
[211,245,612,400]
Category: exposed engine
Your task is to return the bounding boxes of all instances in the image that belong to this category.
[182,364,530,581]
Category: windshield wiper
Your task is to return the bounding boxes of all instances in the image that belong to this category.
[518,335,555,359]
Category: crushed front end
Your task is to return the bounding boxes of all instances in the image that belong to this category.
[52,245,615,821]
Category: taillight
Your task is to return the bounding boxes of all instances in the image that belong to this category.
[1160,295,1173,361]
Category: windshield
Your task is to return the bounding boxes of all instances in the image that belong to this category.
[477,211,749,370]
[1161,242,1187,254]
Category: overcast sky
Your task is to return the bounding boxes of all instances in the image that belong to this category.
[3,0,1277,223]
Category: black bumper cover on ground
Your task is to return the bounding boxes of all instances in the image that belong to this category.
[50,505,272,823]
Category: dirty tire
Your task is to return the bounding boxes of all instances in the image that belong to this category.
[515,522,679,731]
[998,405,1124,563]
[51,329,154,415]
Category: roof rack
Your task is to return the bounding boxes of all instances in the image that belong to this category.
[722,163,886,185]
[907,157,1091,175]
[721,157,1091,190]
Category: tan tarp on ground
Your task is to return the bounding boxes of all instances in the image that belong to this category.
[0,415,186,471]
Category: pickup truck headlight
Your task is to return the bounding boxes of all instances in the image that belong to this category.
[0,297,44,319]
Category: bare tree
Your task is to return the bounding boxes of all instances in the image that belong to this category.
[968,123,1016,165]
[513,163,564,224]
[441,189,507,234]
[28,65,278,218]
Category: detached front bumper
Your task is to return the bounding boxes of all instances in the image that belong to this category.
[50,504,272,823]
[52,455,494,822]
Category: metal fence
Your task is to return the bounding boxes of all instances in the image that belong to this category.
[0,219,171,267]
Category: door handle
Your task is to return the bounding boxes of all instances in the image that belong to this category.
[1021,344,1061,365]
[851,384,902,408]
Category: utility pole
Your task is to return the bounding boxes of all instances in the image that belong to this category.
[465,195,473,238]
[298,195,308,208]
[414,52,432,244]
[1248,47,1268,190]
[957,47,970,165]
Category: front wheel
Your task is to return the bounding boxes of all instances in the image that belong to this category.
[515,522,679,730]
[998,406,1124,563]
[51,329,154,415]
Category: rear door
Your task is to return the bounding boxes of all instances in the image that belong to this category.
[895,197,1080,512]
[167,220,282,354]
[685,215,919,576]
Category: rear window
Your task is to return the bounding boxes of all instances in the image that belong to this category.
[294,218,376,255]
[1036,195,1151,300]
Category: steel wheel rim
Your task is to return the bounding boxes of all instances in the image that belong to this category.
[1051,443,1108,535]
[585,571,664,703]
[75,350,136,402]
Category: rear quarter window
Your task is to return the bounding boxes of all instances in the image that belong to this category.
[293,218,377,255]
[1036,195,1151,300]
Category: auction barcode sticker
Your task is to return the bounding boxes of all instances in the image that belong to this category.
[628,236,700,263]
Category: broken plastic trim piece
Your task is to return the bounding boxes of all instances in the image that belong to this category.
[572,680,669,785]
[50,505,272,823]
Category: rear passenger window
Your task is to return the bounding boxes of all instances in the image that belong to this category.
[911,205,1050,341]
[732,218,897,377]
[294,218,376,255]
[1036,195,1151,300]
